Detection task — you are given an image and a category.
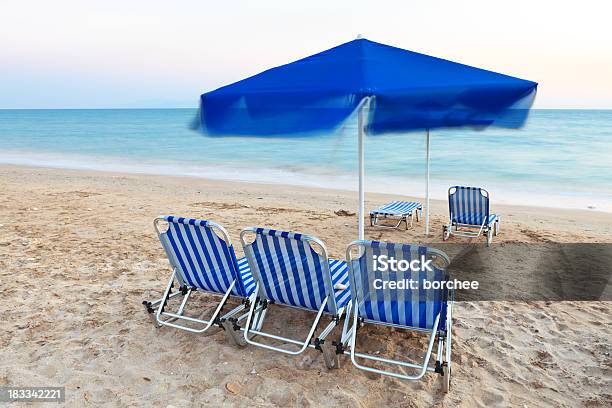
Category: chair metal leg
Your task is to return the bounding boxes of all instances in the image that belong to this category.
[155,277,237,334]
[371,215,404,229]
[223,302,266,346]
[340,300,353,346]
[220,304,248,346]
[243,284,330,356]
[177,289,192,315]
[442,301,453,392]
[348,302,441,380]
[143,285,183,327]
[316,313,343,369]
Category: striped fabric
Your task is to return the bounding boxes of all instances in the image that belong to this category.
[237,256,257,297]
[370,201,422,216]
[449,186,494,226]
[158,216,255,297]
[329,258,351,309]
[349,241,448,331]
[243,228,350,315]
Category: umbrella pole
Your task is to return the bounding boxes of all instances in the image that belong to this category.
[425,129,430,236]
[358,101,366,240]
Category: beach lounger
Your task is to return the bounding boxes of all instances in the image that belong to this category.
[370,201,422,229]
[237,227,351,368]
[142,216,256,336]
[443,186,499,246]
[340,240,454,391]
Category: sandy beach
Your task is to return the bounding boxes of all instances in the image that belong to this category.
[1,164,610,407]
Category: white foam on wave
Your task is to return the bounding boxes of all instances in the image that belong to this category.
[2,149,611,213]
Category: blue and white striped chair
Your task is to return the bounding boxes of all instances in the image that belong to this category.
[143,216,256,335]
[370,201,422,229]
[443,186,499,246]
[239,227,351,367]
[341,240,453,391]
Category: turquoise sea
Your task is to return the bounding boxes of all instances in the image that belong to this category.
[0,109,611,211]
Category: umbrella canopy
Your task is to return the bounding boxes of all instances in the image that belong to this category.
[198,38,537,237]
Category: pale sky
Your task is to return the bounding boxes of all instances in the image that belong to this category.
[1,0,611,109]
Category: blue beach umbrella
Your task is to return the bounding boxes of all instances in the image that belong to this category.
[197,37,537,238]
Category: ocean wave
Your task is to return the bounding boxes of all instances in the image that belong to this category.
[1,149,610,212]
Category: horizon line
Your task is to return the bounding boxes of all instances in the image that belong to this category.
[1,107,611,111]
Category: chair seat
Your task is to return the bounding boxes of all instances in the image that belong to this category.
[242,228,351,316]
[237,256,256,297]
[328,259,351,310]
[453,213,498,227]
[347,240,450,331]
[488,214,498,225]
[161,216,256,298]
[258,258,351,312]
[370,201,422,216]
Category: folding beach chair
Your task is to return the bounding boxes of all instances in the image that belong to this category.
[143,216,256,336]
[237,227,351,368]
[370,201,422,229]
[443,186,499,246]
[340,240,454,391]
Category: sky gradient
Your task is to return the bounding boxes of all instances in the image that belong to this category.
[2,0,611,109]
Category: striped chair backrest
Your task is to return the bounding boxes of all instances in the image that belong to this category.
[241,228,337,314]
[449,186,490,226]
[157,216,248,297]
[348,241,450,331]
